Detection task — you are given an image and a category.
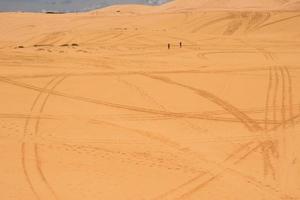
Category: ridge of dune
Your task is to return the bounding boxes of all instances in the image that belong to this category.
[86,0,300,15]
[1,0,299,16]
[160,0,300,11]
[78,0,300,15]
[89,4,159,15]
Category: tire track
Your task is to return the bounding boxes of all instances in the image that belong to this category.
[174,143,275,200]
[270,113,300,131]
[23,78,57,139]
[140,73,262,132]
[235,41,281,179]
[21,76,58,200]
[0,113,59,120]
[117,74,273,166]
[148,66,285,200]
[0,72,295,199]
[88,118,282,199]
[116,76,231,144]
[33,76,67,200]
[228,43,281,180]
[177,103,299,118]
[280,67,287,129]
[191,15,235,33]
[0,77,269,126]
[245,12,271,33]
[261,65,278,180]
[273,66,280,131]
[223,51,296,189]
[276,66,297,198]
[151,140,281,200]
[284,66,295,127]
[1,74,275,197]
[22,76,65,200]
[265,66,273,132]
[0,111,281,125]
[34,76,67,137]
[36,139,202,174]
[5,66,296,79]
[257,14,300,30]
[234,60,297,183]
[136,73,287,199]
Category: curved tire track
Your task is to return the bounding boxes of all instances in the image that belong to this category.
[140,73,262,132]
[22,76,66,200]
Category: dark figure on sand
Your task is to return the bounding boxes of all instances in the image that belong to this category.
[168,42,182,49]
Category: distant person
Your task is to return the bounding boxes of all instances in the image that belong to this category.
[168,43,170,50]
[180,42,182,48]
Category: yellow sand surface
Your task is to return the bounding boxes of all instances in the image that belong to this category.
[0,0,300,199]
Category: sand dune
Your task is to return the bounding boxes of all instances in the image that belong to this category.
[0,1,300,200]
[162,0,300,10]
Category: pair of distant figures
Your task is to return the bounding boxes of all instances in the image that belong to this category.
[168,42,182,49]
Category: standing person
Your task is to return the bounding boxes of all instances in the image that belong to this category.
[168,43,170,50]
[180,42,182,48]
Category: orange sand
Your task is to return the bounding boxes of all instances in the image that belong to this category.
[0,0,300,199]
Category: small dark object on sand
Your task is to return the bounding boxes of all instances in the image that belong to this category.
[71,43,79,46]
[34,44,51,47]
[45,11,65,14]
[180,42,182,48]
[17,45,24,48]
[168,43,170,49]
[61,44,69,47]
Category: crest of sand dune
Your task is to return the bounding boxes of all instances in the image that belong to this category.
[0,0,300,200]
[160,0,300,10]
